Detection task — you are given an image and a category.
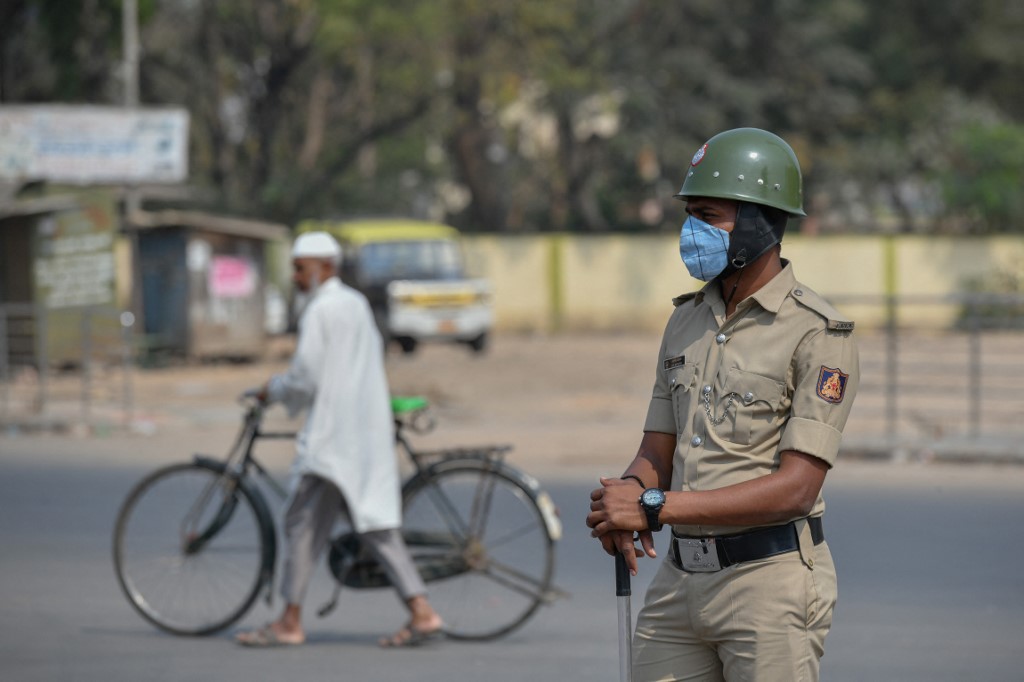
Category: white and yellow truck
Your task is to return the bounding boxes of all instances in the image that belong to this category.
[295,218,493,354]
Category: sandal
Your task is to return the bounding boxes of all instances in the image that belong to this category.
[236,624,305,648]
[378,623,445,648]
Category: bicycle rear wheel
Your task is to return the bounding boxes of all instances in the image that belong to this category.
[112,461,274,636]
[401,460,556,640]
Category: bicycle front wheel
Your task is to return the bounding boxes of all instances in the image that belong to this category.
[112,461,273,636]
[401,460,555,640]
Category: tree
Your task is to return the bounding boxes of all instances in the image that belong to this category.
[939,122,1024,232]
[138,0,444,221]
[3,0,1023,234]
[0,0,142,103]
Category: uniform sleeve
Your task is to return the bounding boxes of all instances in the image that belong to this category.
[778,327,859,467]
[643,330,676,434]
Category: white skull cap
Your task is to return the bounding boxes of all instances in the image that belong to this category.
[291,231,342,262]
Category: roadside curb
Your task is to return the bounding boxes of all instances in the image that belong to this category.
[840,435,1024,466]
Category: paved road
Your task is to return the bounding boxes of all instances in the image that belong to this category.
[2,441,1023,682]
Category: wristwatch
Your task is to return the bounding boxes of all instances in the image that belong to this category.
[639,488,666,532]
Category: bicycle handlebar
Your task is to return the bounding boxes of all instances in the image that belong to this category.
[236,389,434,436]
[238,388,267,406]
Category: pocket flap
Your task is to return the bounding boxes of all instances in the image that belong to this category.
[723,368,784,408]
[669,363,697,392]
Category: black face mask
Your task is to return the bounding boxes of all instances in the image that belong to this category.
[720,203,789,278]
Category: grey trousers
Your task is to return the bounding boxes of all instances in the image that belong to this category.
[280,474,427,606]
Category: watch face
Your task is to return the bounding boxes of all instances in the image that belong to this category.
[641,488,665,508]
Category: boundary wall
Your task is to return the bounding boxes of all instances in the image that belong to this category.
[463,234,1024,332]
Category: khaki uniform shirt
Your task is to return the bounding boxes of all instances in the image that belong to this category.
[643,262,859,536]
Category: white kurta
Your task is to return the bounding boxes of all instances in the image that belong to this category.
[267,277,400,533]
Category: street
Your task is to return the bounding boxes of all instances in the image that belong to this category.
[2,437,1023,681]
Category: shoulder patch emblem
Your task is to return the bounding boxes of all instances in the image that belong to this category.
[828,320,855,332]
[816,366,849,404]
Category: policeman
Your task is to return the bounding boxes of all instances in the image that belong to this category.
[586,128,859,681]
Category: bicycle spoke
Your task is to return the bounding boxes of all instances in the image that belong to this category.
[422,479,472,541]
[479,519,547,552]
[468,463,500,538]
[478,557,552,598]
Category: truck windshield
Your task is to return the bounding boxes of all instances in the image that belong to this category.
[359,240,464,284]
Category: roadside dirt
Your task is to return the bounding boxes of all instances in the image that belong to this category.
[4,331,1024,489]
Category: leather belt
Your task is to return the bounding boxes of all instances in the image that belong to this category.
[670,517,824,572]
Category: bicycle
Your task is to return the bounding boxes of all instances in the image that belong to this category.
[112,394,564,641]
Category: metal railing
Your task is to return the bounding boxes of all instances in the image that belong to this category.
[830,293,1024,449]
[0,304,137,432]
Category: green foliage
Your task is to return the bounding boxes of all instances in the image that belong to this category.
[2,0,1023,234]
[956,265,1024,330]
[940,123,1024,232]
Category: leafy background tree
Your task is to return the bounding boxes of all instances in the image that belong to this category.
[2,0,1022,234]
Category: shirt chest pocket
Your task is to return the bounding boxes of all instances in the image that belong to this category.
[719,368,786,445]
[668,363,697,430]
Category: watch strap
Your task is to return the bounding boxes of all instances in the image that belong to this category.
[644,507,663,532]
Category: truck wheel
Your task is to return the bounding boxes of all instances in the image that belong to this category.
[468,333,489,354]
[397,337,418,355]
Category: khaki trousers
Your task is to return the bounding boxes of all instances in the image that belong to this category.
[632,541,837,682]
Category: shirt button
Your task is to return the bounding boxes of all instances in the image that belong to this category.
[670,377,677,386]
[691,435,703,447]
[743,391,754,404]
[715,333,727,344]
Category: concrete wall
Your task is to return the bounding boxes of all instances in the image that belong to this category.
[463,234,1024,332]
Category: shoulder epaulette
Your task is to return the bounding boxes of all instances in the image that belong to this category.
[791,285,855,332]
[672,292,699,308]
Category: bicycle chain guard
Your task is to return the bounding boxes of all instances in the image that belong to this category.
[326,532,471,590]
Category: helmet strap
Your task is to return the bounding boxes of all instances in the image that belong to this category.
[721,203,787,278]
[731,248,748,269]
[722,267,744,310]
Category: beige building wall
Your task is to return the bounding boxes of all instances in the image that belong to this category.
[778,236,887,327]
[464,234,1024,333]
[893,236,1024,326]
[560,234,691,331]
[462,235,554,332]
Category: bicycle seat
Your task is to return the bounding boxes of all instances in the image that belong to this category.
[391,396,429,415]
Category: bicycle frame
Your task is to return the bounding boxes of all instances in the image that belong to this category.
[180,403,289,562]
[203,400,473,503]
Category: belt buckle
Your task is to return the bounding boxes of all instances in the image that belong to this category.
[676,537,722,572]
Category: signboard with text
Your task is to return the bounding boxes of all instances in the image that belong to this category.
[32,191,121,362]
[0,105,189,184]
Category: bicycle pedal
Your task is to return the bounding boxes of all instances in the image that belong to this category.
[317,596,339,618]
[542,586,571,603]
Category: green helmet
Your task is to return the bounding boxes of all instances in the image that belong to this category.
[675,127,806,216]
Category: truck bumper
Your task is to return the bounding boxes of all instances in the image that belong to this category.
[388,304,492,341]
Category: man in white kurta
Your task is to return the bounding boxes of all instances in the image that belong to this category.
[236,232,443,648]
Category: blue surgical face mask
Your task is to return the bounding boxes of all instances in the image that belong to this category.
[679,216,730,281]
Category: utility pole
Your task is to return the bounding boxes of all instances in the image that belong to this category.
[122,0,141,219]
[122,0,142,395]
[123,0,139,108]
